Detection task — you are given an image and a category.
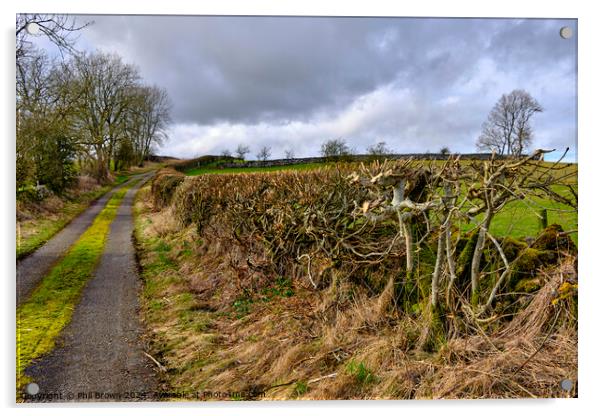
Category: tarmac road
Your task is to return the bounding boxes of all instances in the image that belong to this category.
[23,172,158,402]
[17,174,149,306]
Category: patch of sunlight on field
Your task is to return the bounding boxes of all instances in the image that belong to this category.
[463,184,578,244]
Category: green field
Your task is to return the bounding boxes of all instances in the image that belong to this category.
[468,188,578,244]
[494,192,575,237]
[184,162,328,176]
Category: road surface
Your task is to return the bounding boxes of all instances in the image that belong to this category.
[22,173,158,402]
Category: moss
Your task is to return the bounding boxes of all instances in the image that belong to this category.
[454,231,479,291]
[470,290,480,307]
[409,299,448,352]
[425,303,447,352]
[501,237,528,262]
[533,223,577,254]
[470,230,569,297]
[415,245,437,300]
[507,248,556,291]
[515,278,541,293]
[507,248,540,290]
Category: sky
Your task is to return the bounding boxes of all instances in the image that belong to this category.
[29,15,578,161]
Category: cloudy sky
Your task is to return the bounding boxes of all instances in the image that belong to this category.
[32,15,578,161]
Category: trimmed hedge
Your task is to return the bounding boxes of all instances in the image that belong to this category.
[150,169,185,209]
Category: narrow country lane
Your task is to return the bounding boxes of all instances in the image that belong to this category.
[23,173,157,402]
[17,174,148,306]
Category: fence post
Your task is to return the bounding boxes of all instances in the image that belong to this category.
[539,208,548,230]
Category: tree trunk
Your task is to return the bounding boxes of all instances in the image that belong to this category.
[431,230,445,308]
[470,210,493,306]
[444,215,458,307]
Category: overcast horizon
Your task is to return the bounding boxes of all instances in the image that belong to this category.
[28,15,578,162]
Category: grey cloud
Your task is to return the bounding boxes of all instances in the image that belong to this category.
[487,19,577,72]
[81,16,412,124]
[40,15,577,160]
[78,17,520,124]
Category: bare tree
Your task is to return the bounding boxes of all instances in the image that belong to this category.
[235,144,250,160]
[321,138,352,159]
[221,149,232,158]
[15,20,172,186]
[125,85,171,167]
[16,14,93,188]
[256,146,271,162]
[16,51,81,192]
[284,149,295,159]
[477,90,543,157]
[70,52,140,180]
[367,141,391,156]
[16,49,52,116]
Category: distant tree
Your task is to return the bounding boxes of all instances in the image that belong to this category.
[321,138,352,159]
[125,85,171,167]
[477,89,543,157]
[256,146,271,162]
[284,149,295,159]
[221,149,232,158]
[114,138,136,172]
[367,141,391,156]
[235,144,250,160]
[440,146,451,155]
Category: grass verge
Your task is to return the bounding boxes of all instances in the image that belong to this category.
[16,185,113,260]
[16,179,139,394]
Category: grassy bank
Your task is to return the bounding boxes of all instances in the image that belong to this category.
[134,176,577,400]
[16,179,139,393]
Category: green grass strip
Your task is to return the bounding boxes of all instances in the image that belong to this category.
[16,179,140,391]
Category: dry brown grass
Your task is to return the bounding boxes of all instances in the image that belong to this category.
[430,259,577,399]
